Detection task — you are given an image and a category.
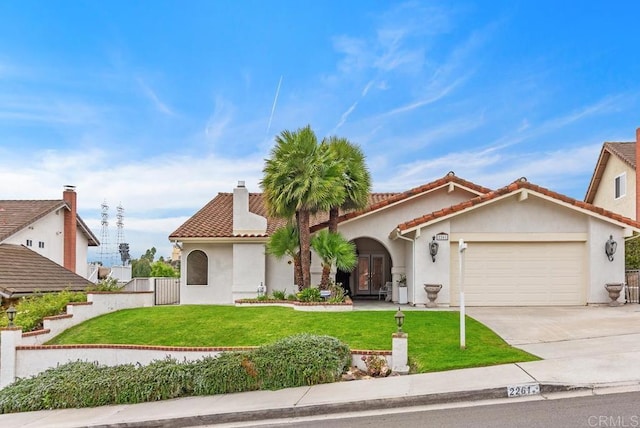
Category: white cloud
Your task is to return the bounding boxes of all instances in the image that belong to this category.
[136,77,174,116]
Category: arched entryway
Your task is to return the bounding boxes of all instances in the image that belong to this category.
[336,237,392,299]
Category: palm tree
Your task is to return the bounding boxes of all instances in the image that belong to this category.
[325,137,371,234]
[261,125,346,288]
[311,230,357,289]
[265,223,303,290]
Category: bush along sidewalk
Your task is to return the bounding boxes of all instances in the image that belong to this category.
[0,334,352,414]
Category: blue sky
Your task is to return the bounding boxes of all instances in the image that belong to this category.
[1,1,639,263]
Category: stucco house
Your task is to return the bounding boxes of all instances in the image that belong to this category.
[585,127,640,221]
[0,186,99,299]
[170,173,639,307]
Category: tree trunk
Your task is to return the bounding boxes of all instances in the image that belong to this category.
[298,209,312,289]
[293,253,303,291]
[328,206,339,234]
[320,264,331,289]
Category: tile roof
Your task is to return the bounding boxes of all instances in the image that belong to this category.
[398,178,640,233]
[169,192,400,238]
[585,142,635,203]
[0,199,99,246]
[170,173,491,239]
[0,244,93,297]
[310,173,491,232]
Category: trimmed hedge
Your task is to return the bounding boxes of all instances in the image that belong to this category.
[0,334,351,414]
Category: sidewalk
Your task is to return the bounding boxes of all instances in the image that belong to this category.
[4,305,640,427]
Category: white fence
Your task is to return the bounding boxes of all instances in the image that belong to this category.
[123,277,180,305]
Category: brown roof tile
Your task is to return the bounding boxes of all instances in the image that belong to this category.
[170,173,491,239]
[0,244,93,297]
[398,178,640,232]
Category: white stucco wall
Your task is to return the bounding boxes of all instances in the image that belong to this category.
[592,156,635,220]
[180,243,233,304]
[411,222,451,305]
[5,208,65,265]
[587,216,626,304]
[266,254,296,295]
[232,243,266,300]
[451,196,587,234]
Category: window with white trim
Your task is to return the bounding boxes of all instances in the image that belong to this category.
[26,239,32,247]
[187,250,208,285]
[38,241,45,248]
[615,173,626,199]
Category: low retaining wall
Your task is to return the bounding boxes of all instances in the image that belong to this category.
[1,293,404,388]
[1,292,154,387]
[10,344,390,383]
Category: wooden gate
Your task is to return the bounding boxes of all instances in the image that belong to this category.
[154,278,180,305]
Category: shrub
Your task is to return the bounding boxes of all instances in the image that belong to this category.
[0,335,352,414]
[272,289,287,300]
[297,287,322,302]
[286,293,298,301]
[252,334,351,389]
[327,283,346,303]
[0,290,87,331]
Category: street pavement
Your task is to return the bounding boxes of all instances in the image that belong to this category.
[3,304,640,427]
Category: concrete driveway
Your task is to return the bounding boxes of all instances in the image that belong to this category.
[466,304,640,359]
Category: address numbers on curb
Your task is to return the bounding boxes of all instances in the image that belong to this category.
[507,383,541,397]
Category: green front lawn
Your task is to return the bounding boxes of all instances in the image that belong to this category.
[48,306,539,373]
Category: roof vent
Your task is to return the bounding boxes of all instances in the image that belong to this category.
[447,171,455,177]
[237,180,245,188]
[518,177,527,182]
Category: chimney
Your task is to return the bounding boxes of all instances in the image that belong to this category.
[63,185,77,273]
[232,180,267,235]
[637,128,640,222]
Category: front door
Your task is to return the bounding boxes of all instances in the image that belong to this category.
[356,254,385,296]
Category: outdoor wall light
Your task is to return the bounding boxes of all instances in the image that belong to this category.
[605,235,617,262]
[257,282,265,297]
[6,304,16,327]
[429,236,439,262]
[395,307,405,333]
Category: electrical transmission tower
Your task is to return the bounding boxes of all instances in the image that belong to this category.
[99,200,111,265]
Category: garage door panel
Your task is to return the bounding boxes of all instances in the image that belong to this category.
[450,242,585,306]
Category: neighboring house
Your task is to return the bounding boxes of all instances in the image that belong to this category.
[170,174,639,307]
[0,244,93,299]
[0,186,99,298]
[585,127,640,221]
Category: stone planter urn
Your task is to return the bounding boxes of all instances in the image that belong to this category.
[604,283,624,306]
[423,284,442,308]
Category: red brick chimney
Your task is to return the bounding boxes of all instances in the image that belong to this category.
[636,128,640,222]
[63,185,77,273]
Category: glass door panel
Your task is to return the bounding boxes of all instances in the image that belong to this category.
[357,256,370,292]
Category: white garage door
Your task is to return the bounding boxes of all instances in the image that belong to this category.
[450,242,585,306]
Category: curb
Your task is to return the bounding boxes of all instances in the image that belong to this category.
[87,383,584,428]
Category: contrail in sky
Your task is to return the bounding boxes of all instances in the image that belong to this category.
[266,75,283,136]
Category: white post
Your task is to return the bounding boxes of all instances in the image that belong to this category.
[459,239,467,349]
[1,327,23,388]
[392,333,409,374]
